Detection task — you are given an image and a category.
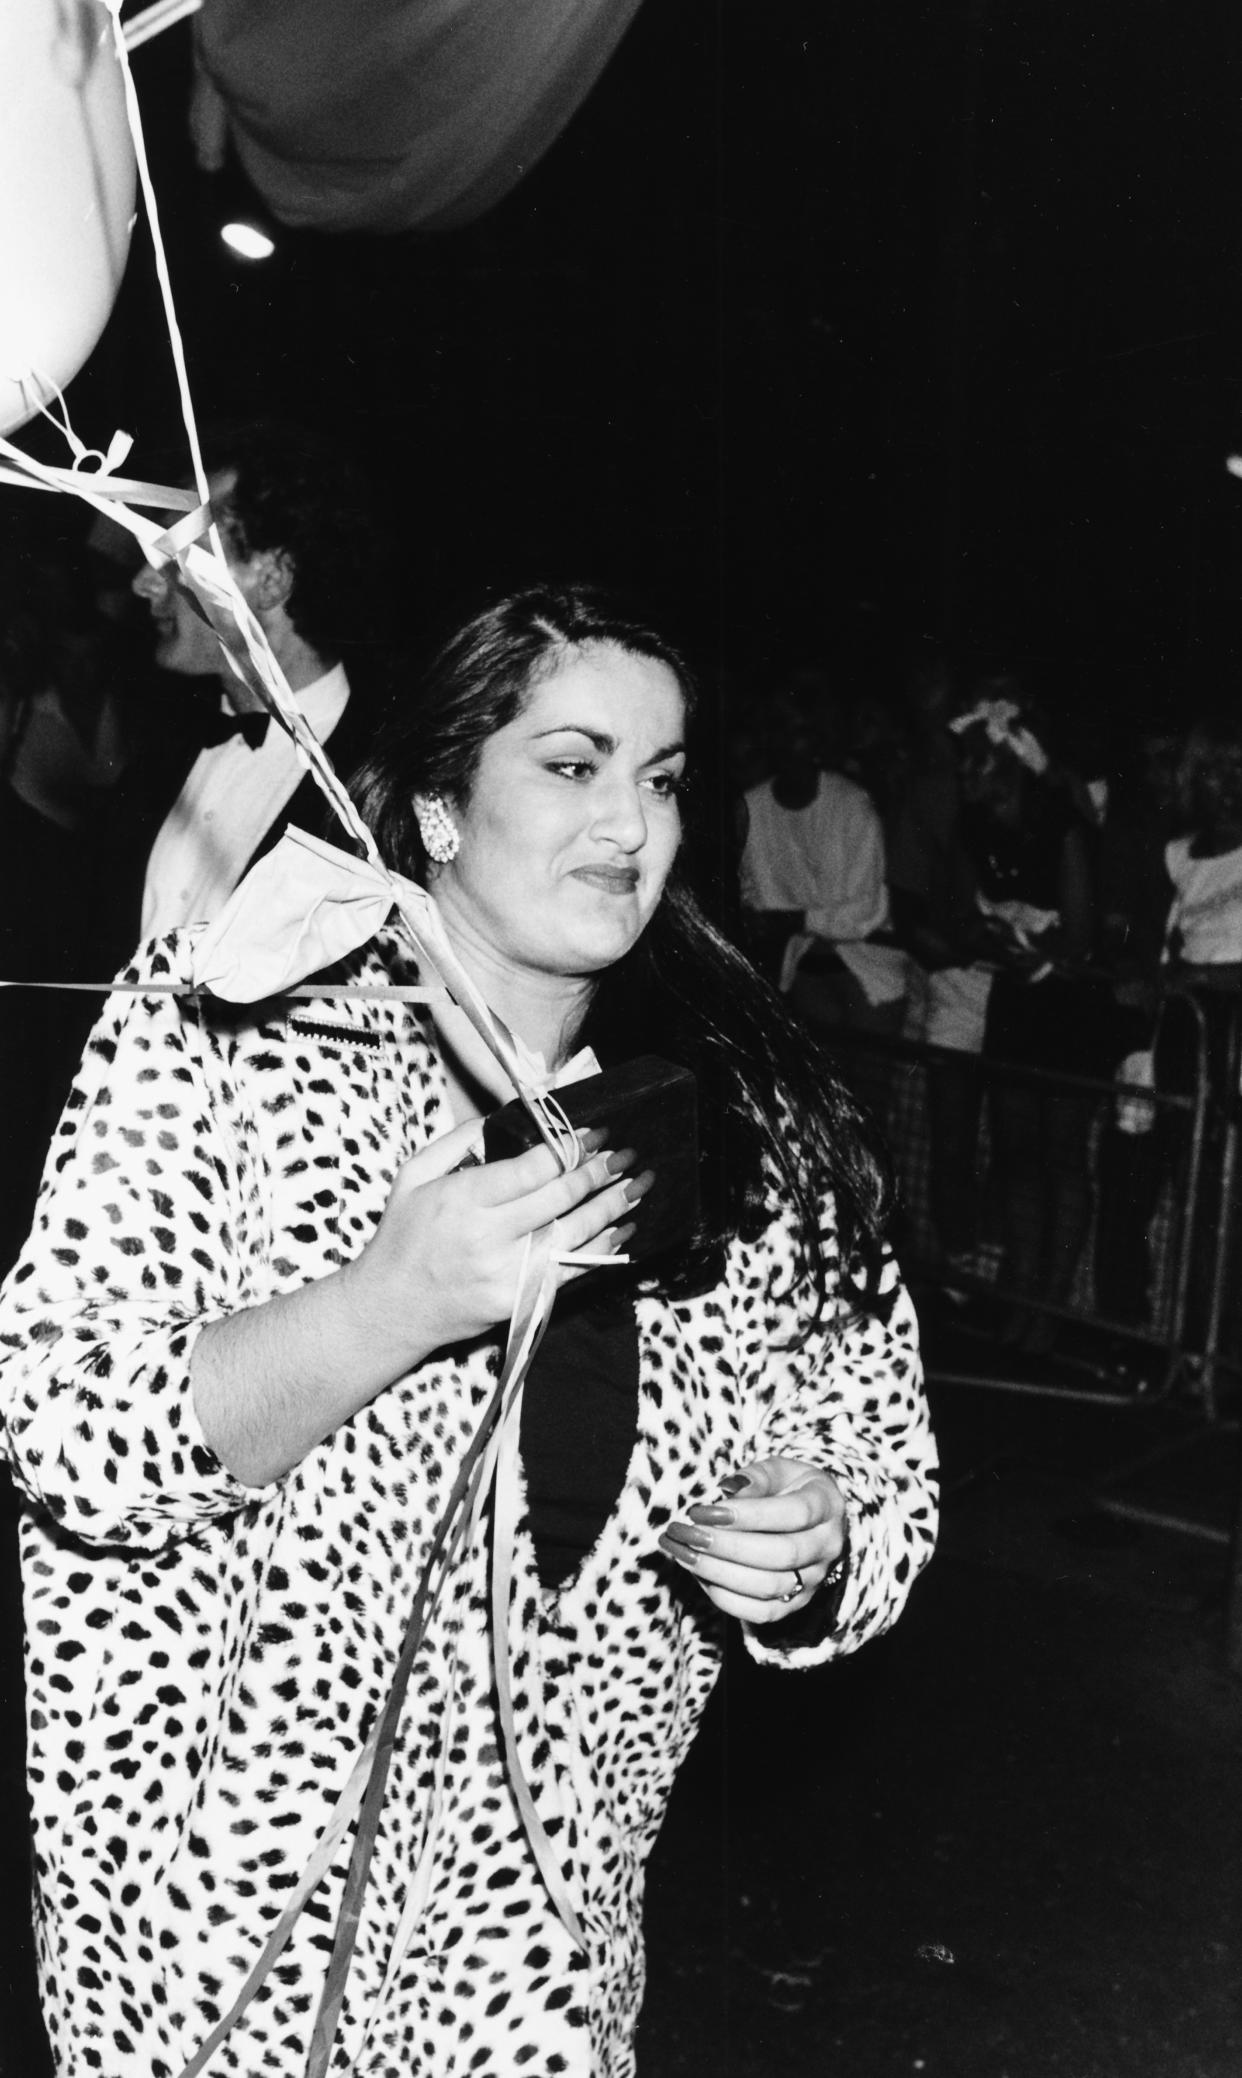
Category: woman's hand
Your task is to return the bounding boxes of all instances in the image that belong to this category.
[658,1457,848,1623]
[193,1129,647,1490]
[341,1129,647,1373]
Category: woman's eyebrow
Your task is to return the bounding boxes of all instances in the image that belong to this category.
[531,725,615,752]
[530,726,685,762]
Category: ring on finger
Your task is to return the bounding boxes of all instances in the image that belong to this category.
[781,1563,806,1603]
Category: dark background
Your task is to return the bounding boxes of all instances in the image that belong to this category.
[6,15,1242,2074]
[28,2,1242,725]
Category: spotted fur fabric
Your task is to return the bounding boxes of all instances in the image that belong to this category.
[0,927,937,2077]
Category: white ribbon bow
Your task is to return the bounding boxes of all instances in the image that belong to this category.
[948,697,1049,776]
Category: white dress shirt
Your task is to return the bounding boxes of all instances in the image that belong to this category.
[741,769,907,1005]
[1164,835,1242,966]
[140,665,350,940]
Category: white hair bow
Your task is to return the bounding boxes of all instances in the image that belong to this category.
[948,697,1049,776]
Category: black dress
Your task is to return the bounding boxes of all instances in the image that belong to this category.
[963,794,1112,1077]
[520,1279,640,1590]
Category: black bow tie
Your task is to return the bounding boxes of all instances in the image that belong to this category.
[200,709,271,750]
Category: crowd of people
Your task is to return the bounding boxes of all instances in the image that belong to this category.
[732,645,1242,1372]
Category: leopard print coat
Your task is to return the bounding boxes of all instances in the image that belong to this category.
[0,927,937,2078]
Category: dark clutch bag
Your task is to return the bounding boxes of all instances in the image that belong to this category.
[481,1055,699,1262]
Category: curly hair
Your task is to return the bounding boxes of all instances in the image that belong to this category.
[203,421,385,664]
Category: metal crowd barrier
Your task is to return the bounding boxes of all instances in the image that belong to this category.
[811,979,1242,1669]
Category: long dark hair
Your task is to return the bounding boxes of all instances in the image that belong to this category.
[352,584,892,1321]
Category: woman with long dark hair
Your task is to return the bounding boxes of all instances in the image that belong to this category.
[0,584,936,2078]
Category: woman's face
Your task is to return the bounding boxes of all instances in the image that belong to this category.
[433,640,687,981]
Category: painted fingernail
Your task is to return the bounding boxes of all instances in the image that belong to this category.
[665,1521,712,1552]
[658,1535,699,1570]
[688,1504,733,1527]
[623,1169,655,1205]
[718,1473,750,1497]
[579,1126,608,1154]
[613,1220,637,1248]
[604,1146,637,1176]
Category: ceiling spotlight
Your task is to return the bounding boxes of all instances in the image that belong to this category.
[220,219,276,262]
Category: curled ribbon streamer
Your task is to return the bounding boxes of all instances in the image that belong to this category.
[176,1351,513,2078]
[0,443,198,510]
[480,1234,591,1952]
[302,1230,582,2078]
[0,367,179,509]
[174,1189,597,2078]
[101,0,217,533]
[0,434,189,530]
[122,0,203,53]
[18,369,135,482]
[152,501,217,558]
[368,1615,469,2030]
[0,979,444,1001]
[180,1226,560,2078]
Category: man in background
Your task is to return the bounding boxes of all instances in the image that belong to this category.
[740,669,908,1120]
[111,419,386,948]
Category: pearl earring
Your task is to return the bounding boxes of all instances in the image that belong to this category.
[415,793,460,865]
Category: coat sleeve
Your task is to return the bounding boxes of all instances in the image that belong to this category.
[0,936,276,1550]
[736,1196,938,1670]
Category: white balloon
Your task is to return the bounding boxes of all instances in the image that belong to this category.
[0,0,137,437]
